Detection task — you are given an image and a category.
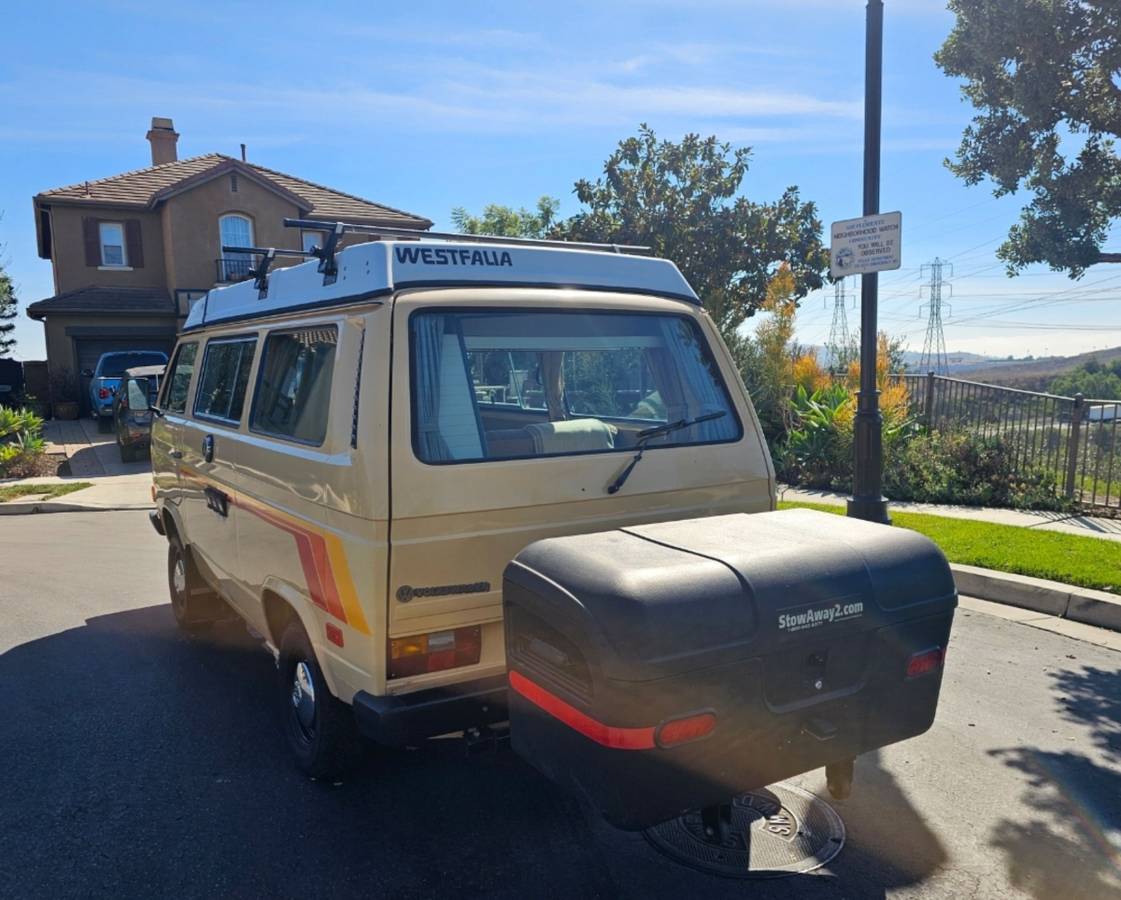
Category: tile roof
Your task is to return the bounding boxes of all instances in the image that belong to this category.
[26,286,177,320]
[36,154,432,227]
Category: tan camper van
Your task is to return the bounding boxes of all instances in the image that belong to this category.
[150,221,774,775]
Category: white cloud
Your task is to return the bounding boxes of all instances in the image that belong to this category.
[0,63,864,144]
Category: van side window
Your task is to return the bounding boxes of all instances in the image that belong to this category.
[161,342,198,414]
[194,337,257,424]
[250,326,338,445]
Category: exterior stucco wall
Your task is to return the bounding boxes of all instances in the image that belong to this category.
[162,173,305,289]
[48,206,168,295]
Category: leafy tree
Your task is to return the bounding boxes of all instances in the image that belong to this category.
[450,197,560,238]
[0,249,16,358]
[1049,361,1121,399]
[554,125,828,338]
[748,265,800,439]
[935,1,1121,276]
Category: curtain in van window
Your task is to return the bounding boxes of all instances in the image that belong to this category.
[251,328,336,444]
[642,346,689,425]
[658,319,736,442]
[414,315,452,461]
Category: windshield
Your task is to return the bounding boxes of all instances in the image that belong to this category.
[99,352,167,377]
[410,309,741,463]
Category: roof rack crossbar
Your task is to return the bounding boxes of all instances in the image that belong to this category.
[283,218,651,256]
[222,244,314,298]
[222,245,315,259]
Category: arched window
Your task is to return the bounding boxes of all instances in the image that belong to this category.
[219,214,254,281]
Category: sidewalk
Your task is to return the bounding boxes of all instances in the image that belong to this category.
[779,484,1121,543]
[0,417,153,512]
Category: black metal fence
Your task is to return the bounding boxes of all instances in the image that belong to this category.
[215,257,254,283]
[898,373,1121,511]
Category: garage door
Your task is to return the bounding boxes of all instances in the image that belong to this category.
[75,336,175,414]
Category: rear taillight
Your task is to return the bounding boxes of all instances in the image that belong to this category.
[98,387,111,399]
[388,626,482,679]
[906,646,945,679]
[655,711,717,748]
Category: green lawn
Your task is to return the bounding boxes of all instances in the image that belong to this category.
[0,482,92,503]
[779,500,1121,595]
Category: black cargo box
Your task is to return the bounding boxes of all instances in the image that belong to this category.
[503,508,956,830]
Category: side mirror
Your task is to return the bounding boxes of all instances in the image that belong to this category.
[80,369,94,378]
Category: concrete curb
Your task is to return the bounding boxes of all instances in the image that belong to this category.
[0,501,153,515]
[951,563,1121,633]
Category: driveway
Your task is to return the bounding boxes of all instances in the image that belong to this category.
[1,511,1119,899]
[42,416,151,478]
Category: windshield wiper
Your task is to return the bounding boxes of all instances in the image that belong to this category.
[605,411,728,495]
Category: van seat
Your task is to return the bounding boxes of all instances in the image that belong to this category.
[485,428,536,458]
[525,419,617,455]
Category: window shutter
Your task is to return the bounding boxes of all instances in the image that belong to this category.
[125,220,144,268]
[83,218,100,267]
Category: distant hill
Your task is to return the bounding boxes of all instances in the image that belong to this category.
[952,346,1121,391]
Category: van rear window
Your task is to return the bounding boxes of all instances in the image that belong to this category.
[409,309,741,464]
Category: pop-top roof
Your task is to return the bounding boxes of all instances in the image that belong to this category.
[183,240,699,330]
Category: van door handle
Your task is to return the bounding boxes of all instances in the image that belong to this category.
[202,434,215,463]
[204,486,229,518]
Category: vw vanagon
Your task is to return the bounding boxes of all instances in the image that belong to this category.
[150,224,775,776]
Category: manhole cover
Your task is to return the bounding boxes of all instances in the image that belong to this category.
[643,783,845,879]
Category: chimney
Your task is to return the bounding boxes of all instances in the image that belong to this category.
[146,116,179,165]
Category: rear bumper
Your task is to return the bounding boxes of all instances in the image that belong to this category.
[352,675,508,747]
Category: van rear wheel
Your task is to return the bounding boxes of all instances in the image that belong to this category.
[167,537,223,632]
[278,621,361,779]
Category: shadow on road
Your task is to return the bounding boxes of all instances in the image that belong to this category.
[0,604,948,898]
[988,664,1121,900]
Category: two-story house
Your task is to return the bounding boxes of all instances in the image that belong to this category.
[28,117,431,413]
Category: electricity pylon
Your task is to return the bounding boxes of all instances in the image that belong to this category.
[919,258,952,375]
[826,279,855,371]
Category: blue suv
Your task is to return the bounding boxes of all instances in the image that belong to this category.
[84,350,168,429]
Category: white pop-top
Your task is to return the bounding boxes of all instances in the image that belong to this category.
[184,240,699,330]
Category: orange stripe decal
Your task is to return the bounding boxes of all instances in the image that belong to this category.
[178,465,368,634]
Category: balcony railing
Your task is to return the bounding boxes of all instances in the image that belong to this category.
[215,257,254,283]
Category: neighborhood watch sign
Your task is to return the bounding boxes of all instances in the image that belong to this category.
[829,211,902,278]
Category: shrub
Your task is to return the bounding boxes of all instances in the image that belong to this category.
[0,405,48,478]
[884,430,1068,511]
[775,383,852,488]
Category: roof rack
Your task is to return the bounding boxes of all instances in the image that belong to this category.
[283,217,651,257]
[222,245,313,298]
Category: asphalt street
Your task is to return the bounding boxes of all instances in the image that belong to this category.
[1,511,1119,899]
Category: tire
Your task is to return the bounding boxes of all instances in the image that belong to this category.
[167,536,224,632]
[278,620,361,779]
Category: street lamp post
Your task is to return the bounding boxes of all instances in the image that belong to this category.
[847,0,891,524]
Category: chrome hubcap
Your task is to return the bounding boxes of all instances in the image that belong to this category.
[291,661,317,735]
[172,556,187,598]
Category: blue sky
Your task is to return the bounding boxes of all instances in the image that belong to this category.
[2,0,1119,360]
